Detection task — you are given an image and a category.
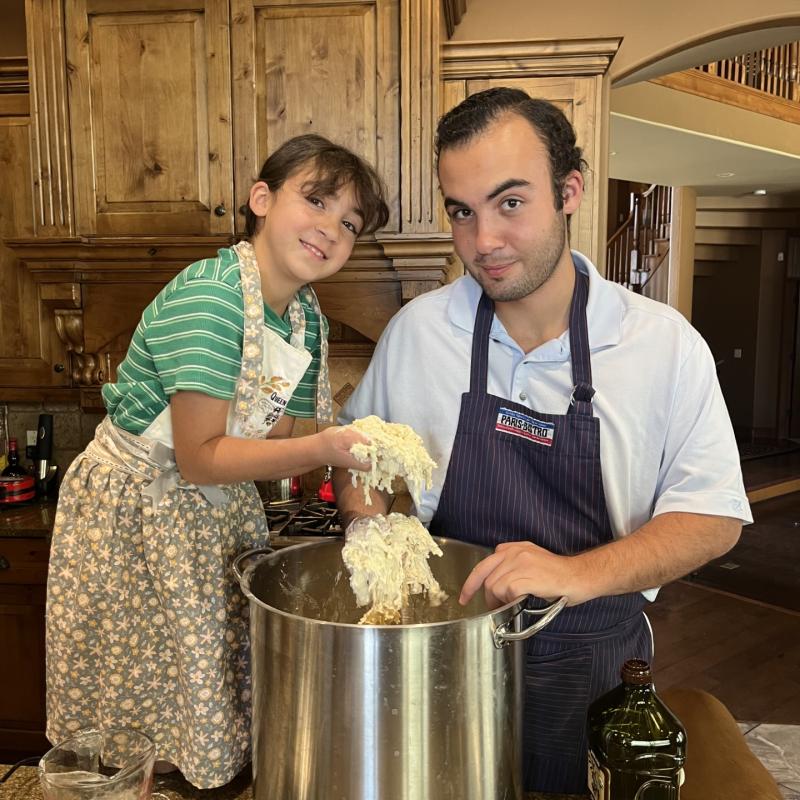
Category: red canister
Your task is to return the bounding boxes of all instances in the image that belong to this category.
[0,474,36,505]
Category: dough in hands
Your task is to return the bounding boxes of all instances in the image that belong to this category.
[342,513,447,625]
[348,415,437,508]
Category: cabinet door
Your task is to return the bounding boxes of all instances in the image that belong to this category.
[231,0,400,234]
[0,539,50,759]
[441,75,602,265]
[0,102,70,388]
[66,0,235,236]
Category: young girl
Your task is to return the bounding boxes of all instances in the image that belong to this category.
[45,134,389,788]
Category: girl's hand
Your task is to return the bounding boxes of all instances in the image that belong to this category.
[318,425,372,471]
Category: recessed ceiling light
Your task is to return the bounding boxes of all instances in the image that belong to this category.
[753,189,767,195]
[716,172,735,178]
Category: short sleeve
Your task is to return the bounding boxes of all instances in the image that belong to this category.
[653,336,752,524]
[144,277,245,400]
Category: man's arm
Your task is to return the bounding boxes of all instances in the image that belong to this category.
[332,467,392,529]
[460,511,742,607]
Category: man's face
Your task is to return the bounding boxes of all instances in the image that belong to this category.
[438,113,581,303]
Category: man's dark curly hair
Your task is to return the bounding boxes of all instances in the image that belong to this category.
[435,87,588,211]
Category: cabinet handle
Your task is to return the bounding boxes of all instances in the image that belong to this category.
[0,555,9,570]
[54,363,65,373]
[214,205,227,217]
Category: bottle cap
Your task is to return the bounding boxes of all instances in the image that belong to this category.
[621,659,652,685]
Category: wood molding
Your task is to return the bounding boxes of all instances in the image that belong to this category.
[651,70,800,127]
[0,58,28,93]
[441,0,466,40]
[442,37,621,79]
[328,342,376,358]
[24,0,74,237]
[378,232,455,300]
[400,0,441,233]
[0,387,81,403]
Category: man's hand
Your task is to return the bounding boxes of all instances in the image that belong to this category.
[459,541,581,609]
[459,512,742,611]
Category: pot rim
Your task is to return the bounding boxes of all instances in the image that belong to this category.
[237,537,524,630]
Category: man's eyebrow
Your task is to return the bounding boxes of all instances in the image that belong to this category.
[443,195,467,209]
[486,178,530,200]
[443,178,532,209]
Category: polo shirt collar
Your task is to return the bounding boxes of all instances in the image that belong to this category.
[447,250,624,353]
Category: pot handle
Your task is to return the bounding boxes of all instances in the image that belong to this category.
[493,596,568,648]
[232,546,275,583]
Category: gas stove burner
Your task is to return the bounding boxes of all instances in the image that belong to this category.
[263,497,342,536]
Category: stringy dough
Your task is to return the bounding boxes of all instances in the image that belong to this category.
[342,513,447,625]
[348,415,437,508]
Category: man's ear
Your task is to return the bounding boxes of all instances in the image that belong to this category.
[561,170,584,215]
[248,180,271,219]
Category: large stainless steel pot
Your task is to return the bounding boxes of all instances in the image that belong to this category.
[234,537,565,800]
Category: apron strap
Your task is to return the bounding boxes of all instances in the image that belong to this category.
[470,291,494,394]
[567,260,595,417]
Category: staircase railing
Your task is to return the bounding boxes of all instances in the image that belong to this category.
[606,184,672,293]
[695,41,800,103]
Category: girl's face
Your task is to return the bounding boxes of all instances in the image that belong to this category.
[250,167,363,294]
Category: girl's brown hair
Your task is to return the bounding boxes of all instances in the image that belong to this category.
[241,134,389,237]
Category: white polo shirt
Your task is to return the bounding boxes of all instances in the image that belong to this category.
[341,251,752,560]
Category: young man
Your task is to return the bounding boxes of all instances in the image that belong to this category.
[334,88,751,794]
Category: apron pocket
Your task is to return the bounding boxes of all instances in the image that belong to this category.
[523,644,594,763]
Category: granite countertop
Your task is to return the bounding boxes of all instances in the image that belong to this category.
[0,499,57,539]
[1,764,585,799]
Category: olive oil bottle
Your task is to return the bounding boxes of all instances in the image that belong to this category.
[587,659,686,799]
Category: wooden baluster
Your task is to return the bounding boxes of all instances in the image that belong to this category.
[792,42,799,102]
[771,46,777,96]
[666,187,673,233]
[781,44,787,99]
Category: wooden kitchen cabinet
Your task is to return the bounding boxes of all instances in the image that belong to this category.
[230,0,401,234]
[65,0,236,237]
[0,90,71,390]
[63,0,400,239]
[0,537,50,761]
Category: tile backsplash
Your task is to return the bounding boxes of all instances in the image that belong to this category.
[4,402,105,484]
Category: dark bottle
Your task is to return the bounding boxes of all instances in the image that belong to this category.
[587,659,686,800]
[1,438,27,478]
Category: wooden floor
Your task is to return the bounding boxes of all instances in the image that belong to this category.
[651,452,800,725]
[650,580,800,725]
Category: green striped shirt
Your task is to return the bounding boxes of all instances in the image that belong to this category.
[103,247,324,435]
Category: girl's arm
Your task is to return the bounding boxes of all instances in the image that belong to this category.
[171,391,368,485]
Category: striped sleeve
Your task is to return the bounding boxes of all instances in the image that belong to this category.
[144,277,245,399]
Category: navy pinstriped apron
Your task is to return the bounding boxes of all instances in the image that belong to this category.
[428,262,652,794]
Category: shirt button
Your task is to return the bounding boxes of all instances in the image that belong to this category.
[519,392,527,401]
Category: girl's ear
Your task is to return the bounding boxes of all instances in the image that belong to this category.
[248,180,271,219]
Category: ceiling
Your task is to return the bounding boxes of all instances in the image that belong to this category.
[609,112,800,197]
[615,26,800,87]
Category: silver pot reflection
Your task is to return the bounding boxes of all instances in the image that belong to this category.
[234,538,565,800]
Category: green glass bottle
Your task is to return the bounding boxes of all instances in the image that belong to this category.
[587,659,686,800]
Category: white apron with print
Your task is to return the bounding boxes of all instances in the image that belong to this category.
[44,241,321,789]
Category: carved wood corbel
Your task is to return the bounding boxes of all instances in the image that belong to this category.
[377,233,458,302]
[41,283,106,387]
